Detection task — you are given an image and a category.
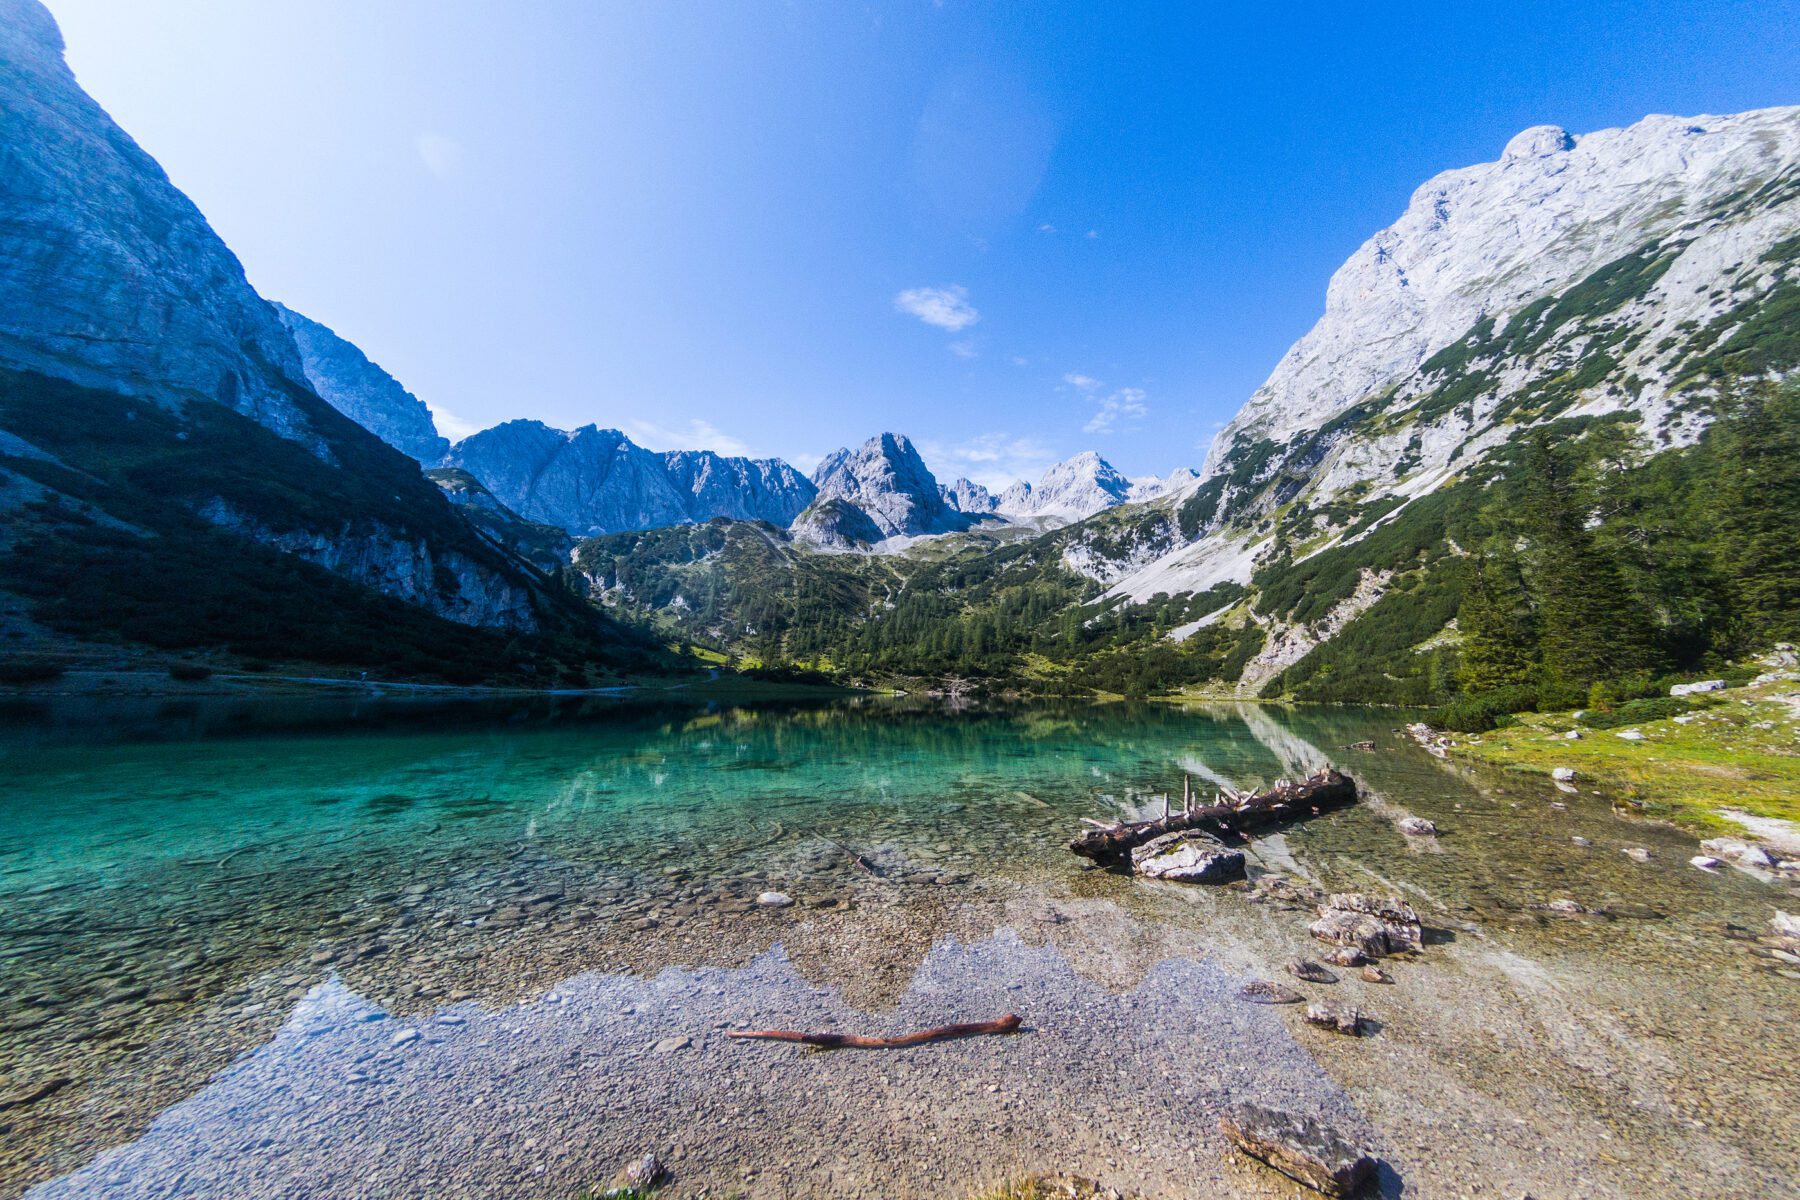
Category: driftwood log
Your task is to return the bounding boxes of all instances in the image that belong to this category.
[1068,767,1357,861]
[726,1013,1021,1050]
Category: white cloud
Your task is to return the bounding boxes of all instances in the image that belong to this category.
[918,433,1057,493]
[416,133,464,178]
[949,338,979,359]
[1010,355,1029,367]
[624,417,762,460]
[893,284,979,332]
[1085,229,1099,239]
[427,401,482,443]
[1037,222,1056,233]
[1062,372,1101,392]
[1083,386,1148,435]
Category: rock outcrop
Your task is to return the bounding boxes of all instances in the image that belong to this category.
[273,304,449,464]
[997,452,1134,523]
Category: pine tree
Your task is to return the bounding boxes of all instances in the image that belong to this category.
[1456,547,1537,692]
[1712,380,1800,644]
[1516,432,1656,690]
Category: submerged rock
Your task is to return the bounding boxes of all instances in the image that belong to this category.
[756,891,796,908]
[1129,830,1246,884]
[1238,980,1305,1005]
[1219,1104,1377,1197]
[1310,893,1423,958]
[1304,1000,1366,1036]
[1287,960,1340,984]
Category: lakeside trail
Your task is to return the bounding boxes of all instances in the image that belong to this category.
[2,697,1796,1199]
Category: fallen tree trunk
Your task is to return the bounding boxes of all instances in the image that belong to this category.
[1068,768,1357,861]
[726,1012,1021,1050]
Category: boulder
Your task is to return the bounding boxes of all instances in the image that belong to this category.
[1322,946,1366,968]
[1617,729,1645,741]
[1689,855,1721,870]
[1670,679,1727,696]
[1621,847,1651,863]
[1396,817,1437,836]
[1552,767,1577,782]
[1129,830,1246,884]
[1218,1104,1377,1198]
[1304,1001,1365,1035]
[756,891,796,908]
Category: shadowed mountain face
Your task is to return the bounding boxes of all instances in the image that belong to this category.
[441,421,817,538]
[272,304,449,465]
[0,0,651,676]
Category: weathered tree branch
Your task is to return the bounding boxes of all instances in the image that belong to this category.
[726,1013,1022,1049]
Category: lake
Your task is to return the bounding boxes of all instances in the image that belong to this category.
[1,694,1794,1198]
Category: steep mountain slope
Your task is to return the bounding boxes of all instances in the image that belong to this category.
[442,420,816,537]
[1001,451,1134,522]
[806,433,972,541]
[0,0,648,678]
[273,304,449,464]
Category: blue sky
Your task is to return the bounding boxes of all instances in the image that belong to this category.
[46,0,1800,488]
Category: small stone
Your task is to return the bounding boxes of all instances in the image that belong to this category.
[620,1151,667,1190]
[1689,855,1721,870]
[1552,767,1577,782]
[756,892,795,908]
[1287,960,1339,984]
[1303,1000,1365,1036]
[1571,836,1592,846]
[391,1029,421,1047]
[1321,946,1366,968]
[1546,899,1588,915]
[653,1036,691,1054]
[1360,966,1391,984]
[1238,980,1305,1005]
[1622,847,1651,863]
[1396,817,1437,837]
[1616,729,1645,742]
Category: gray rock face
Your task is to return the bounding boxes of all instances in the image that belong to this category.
[788,498,885,552]
[272,305,448,464]
[0,0,314,440]
[939,476,997,515]
[997,452,1133,523]
[444,421,816,537]
[1310,894,1423,958]
[809,433,968,540]
[0,0,553,635]
[660,449,816,526]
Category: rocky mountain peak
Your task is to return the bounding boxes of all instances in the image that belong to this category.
[1000,451,1132,522]
[1203,105,1800,477]
[810,432,965,539]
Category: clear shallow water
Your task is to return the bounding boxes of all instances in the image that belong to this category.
[2,695,1796,1198]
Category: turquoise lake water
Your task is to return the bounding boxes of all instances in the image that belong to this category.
[2,694,1795,1198]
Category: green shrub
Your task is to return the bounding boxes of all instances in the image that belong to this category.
[1433,684,1541,732]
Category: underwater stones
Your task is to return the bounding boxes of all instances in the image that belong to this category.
[1310,894,1422,958]
[1219,1103,1377,1197]
[1303,1000,1365,1036]
[1238,980,1305,1005]
[1396,817,1437,837]
[756,891,795,908]
[652,1036,690,1054]
[1129,831,1246,884]
[1287,960,1339,984]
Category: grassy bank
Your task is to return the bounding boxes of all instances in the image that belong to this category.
[1447,675,1800,834]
